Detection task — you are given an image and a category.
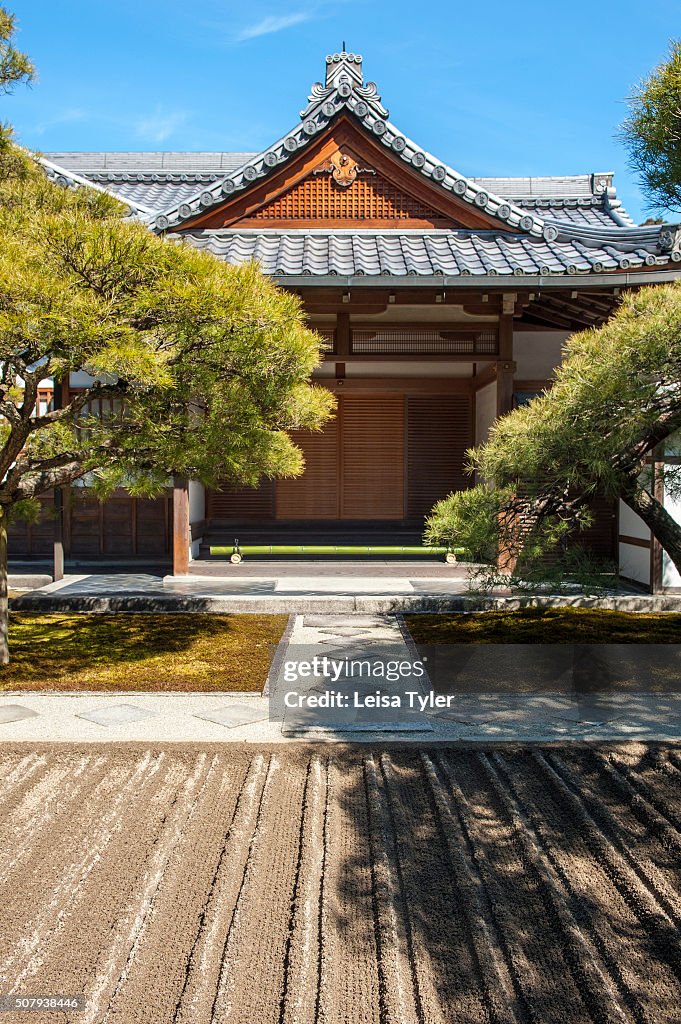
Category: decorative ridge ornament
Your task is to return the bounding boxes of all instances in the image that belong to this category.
[325,51,364,89]
[303,49,388,118]
[148,48,551,238]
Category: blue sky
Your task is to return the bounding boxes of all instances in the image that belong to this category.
[6,0,680,224]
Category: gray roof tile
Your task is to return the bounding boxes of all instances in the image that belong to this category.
[178,229,677,278]
[39,52,680,280]
[41,158,633,227]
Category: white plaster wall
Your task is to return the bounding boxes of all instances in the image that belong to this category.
[618,499,651,586]
[618,500,651,541]
[618,543,651,587]
[475,382,497,447]
[513,331,569,380]
[69,371,117,387]
[188,480,205,524]
[188,480,205,563]
[344,361,473,378]
[663,488,681,588]
[313,362,474,379]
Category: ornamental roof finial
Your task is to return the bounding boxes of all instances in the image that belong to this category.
[325,49,363,89]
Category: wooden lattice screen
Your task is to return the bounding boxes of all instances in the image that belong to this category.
[350,329,498,355]
[250,171,447,223]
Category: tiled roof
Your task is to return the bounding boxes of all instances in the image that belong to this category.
[41,152,257,172]
[38,51,681,282]
[180,229,680,278]
[41,157,636,228]
[40,157,153,215]
[91,51,559,238]
[471,173,608,198]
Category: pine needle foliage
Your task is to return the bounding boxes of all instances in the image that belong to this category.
[622,40,681,213]
[426,284,681,579]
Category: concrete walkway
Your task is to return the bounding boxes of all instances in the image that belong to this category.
[2,688,681,744]
[10,569,681,613]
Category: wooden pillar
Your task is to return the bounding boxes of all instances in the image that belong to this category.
[172,477,190,575]
[52,380,64,581]
[336,310,350,356]
[53,489,64,582]
[496,309,516,417]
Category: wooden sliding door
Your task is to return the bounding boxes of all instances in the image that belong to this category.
[276,419,339,519]
[340,396,404,519]
[207,391,473,523]
[275,396,404,520]
[406,395,473,517]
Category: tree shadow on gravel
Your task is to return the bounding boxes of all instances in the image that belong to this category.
[331,744,681,1024]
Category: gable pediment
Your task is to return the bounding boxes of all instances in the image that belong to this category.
[174,119,514,231]
[244,160,449,228]
[151,51,550,241]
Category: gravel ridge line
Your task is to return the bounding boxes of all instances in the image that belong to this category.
[1,746,681,1022]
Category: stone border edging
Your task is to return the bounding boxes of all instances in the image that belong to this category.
[9,593,681,614]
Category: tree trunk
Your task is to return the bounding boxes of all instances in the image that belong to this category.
[622,486,681,578]
[0,507,8,665]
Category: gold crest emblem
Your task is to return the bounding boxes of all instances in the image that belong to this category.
[329,151,359,187]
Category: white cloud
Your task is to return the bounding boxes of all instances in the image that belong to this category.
[30,108,86,136]
[237,12,310,41]
[134,108,187,144]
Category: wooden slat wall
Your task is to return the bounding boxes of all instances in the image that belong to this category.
[580,495,617,560]
[136,496,171,556]
[6,495,54,556]
[102,493,134,556]
[341,396,404,519]
[276,419,339,519]
[69,493,102,556]
[204,394,470,524]
[8,490,171,558]
[206,479,275,521]
[406,395,473,517]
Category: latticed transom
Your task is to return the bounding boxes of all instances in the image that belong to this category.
[313,328,336,352]
[350,328,498,354]
[249,171,449,224]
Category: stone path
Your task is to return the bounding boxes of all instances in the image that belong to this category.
[272,614,433,735]
[2,611,681,743]
[2,688,681,743]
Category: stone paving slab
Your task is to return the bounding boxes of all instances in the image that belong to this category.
[10,571,679,615]
[194,701,270,728]
[76,703,158,727]
[273,576,416,593]
[274,613,434,735]
[0,703,38,724]
[188,560,471,578]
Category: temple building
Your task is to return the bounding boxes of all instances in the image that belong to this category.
[15,49,681,589]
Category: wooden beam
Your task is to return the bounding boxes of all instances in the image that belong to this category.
[321,352,492,363]
[651,448,665,593]
[53,489,64,582]
[323,377,472,394]
[472,363,497,391]
[496,314,515,416]
[52,380,64,582]
[172,477,190,575]
[514,378,552,392]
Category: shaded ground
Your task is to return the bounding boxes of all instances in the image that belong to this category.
[406,607,681,644]
[1,614,287,691]
[1,742,681,1022]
